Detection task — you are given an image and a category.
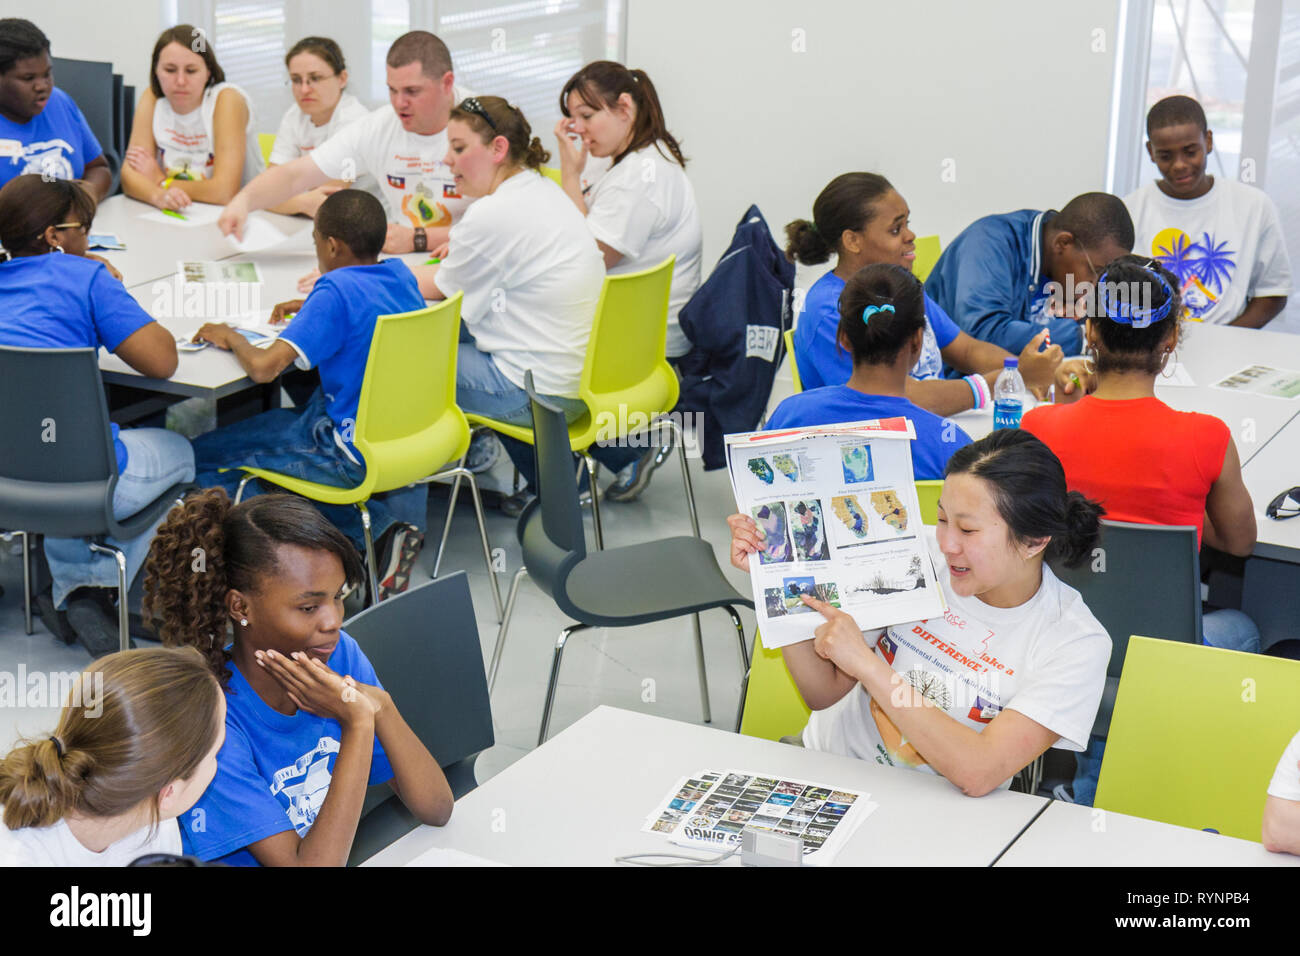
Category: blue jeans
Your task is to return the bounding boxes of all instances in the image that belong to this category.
[1072,610,1263,804]
[45,428,196,608]
[457,342,587,492]
[190,390,427,552]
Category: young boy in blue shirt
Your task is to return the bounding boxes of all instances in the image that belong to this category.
[0,19,111,199]
[192,189,428,600]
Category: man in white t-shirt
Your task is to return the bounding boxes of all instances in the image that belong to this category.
[1263,729,1300,855]
[218,31,471,255]
[1124,95,1292,328]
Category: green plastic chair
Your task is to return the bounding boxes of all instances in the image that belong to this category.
[1096,636,1300,842]
[463,256,696,550]
[539,165,562,185]
[258,132,276,166]
[233,294,502,618]
[738,479,945,742]
[913,234,941,282]
[784,328,803,393]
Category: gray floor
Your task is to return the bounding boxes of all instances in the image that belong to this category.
[0,368,797,786]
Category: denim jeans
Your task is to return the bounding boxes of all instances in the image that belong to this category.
[456,341,587,492]
[44,428,196,608]
[190,390,428,552]
[1072,609,1263,804]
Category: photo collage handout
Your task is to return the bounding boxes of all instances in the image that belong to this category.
[726,418,946,650]
[642,769,877,865]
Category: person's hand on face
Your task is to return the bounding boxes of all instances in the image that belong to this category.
[553,116,587,173]
[255,649,380,726]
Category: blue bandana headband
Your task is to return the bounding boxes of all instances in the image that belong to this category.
[862,304,895,324]
[1097,265,1175,329]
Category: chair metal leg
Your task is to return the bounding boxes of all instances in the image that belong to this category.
[580,453,604,550]
[692,612,712,724]
[426,465,503,621]
[651,418,700,538]
[724,606,751,733]
[539,623,589,746]
[234,473,256,505]
[89,543,129,652]
[20,531,32,635]
[356,502,380,606]
[488,567,528,692]
[431,454,467,581]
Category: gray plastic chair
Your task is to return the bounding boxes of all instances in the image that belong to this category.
[51,57,122,195]
[488,372,754,746]
[1048,518,1202,739]
[343,571,494,866]
[0,346,191,650]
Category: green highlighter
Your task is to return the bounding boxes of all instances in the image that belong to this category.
[162,209,188,221]
[424,256,441,265]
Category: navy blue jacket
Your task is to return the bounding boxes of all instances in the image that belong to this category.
[676,205,795,470]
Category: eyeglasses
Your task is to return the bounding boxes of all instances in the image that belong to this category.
[1267,487,1300,520]
[458,97,497,132]
[1080,245,1100,284]
[52,222,87,233]
[288,73,335,88]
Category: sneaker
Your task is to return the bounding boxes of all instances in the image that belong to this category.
[500,490,536,519]
[651,431,676,467]
[375,523,424,601]
[36,588,78,644]
[66,590,132,657]
[604,444,663,503]
[465,431,501,474]
[1051,784,1076,804]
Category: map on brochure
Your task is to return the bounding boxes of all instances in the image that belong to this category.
[642,769,876,865]
[178,260,263,284]
[1213,364,1300,399]
[726,418,946,650]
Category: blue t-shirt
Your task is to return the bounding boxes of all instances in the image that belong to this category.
[765,386,972,480]
[0,254,153,471]
[279,258,425,461]
[792,270,960,390]
[181,632,395,866]
[0,88,103,189]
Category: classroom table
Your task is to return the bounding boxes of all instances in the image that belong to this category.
[361,705,1050,867]
[993,799,1298,867]
[1241,410,1300,563]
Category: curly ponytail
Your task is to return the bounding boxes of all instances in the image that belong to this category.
[1,647,221,831]
[784,218,833,265]
[143,488,236,684]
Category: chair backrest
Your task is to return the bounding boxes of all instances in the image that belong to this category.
[51,57,121,193]
[343,571,494,771]
[351,294,469,494]
[912,234,942,282]
[915,479,942,524]
[1048,518,1201,738]
[739,631,812,741]
[0,346,118,536]
[258,133,277,166]
[581,256,677,415]
[519,371,588,597]
[539,165,562,184]
[1096,636,1300,841]
[784,328,803,393]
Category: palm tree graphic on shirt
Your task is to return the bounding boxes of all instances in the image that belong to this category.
[1150,228,1237,319]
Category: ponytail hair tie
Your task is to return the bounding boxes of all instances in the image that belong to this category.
[49,736,64,758]
[862,304,895,324]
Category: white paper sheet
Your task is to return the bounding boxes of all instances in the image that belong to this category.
[139,201,224,228]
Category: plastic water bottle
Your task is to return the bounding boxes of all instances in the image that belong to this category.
[992,357,1026,430]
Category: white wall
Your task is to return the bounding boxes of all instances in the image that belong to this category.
[8,0,165,94]
[627,0,1123,281]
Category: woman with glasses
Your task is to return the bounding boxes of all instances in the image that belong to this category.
[0,175,193,656]
[1021,255,1264,802]
[264,37,370,218]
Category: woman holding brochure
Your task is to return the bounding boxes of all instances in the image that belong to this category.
[727,428,1111,796]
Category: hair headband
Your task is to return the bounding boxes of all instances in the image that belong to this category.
[1096,263,1175,329]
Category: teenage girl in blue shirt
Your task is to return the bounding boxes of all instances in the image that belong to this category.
[767,262,972,481]
[0,175,193,655]
[144,490,452,866]
[787,173,1085,416]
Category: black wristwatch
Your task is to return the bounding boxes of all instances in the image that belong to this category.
[413,227,427,252]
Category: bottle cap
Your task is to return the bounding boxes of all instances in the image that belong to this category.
[1004,357,1018,368]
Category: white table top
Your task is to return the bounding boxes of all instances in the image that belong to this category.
[1241,409,1300,562]
[362,705,1048,867]
[994,799,1299,867]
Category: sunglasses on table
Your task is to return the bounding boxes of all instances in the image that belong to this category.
[1266,487,1300,520]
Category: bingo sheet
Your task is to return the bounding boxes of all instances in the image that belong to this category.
[643,769,877,865]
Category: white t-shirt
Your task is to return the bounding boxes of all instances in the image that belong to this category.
[310,88,473,228]
[0,817,182,867]
[582,144,702,358]
[152,82,264,187]
[1267,730,1300,801]
[1124,178,1293,325]
[268,91,370,164]
[803,529,1110,788]
[433,169,604,398]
